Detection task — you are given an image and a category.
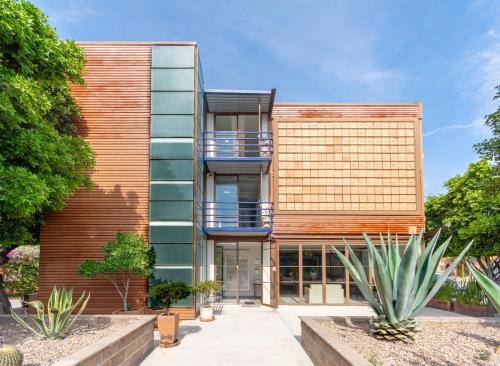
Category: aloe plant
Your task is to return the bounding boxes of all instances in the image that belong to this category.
[467,262,500,312]
[332,230,472,342]
[11,287,90,339]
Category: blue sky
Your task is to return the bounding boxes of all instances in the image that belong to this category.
[34,0,499,196]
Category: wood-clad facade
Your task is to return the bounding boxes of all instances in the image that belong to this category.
[39,44,152,313]
[38,42,425,314]
[271,103,425,239]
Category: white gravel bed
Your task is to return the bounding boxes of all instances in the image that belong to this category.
[319,318,500,366]
[1,318,133,366]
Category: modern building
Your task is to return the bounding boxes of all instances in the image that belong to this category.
[39,42,425,318]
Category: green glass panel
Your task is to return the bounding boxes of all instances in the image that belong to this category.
[149,225,193,243]
[151,243,193,266]
[150,160,193,180]
[151,142,193,160]
[151,115,193,138]
[150,183,193,201]
[151,92,194,114]
[151,69,194,91]
[152,46,195,68]
[150,201,193,221]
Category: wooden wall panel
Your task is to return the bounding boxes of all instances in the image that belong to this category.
[38,44,152,313]
[271,103,424,238]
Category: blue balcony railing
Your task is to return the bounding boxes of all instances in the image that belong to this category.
[203,131,273,160]
[202,201,273,233]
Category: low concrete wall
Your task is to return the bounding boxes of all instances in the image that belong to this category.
[53,315,156,366]
[300,317,371,366]
[301,316,500,366]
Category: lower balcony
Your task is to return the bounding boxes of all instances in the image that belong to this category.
[202,201,273,236]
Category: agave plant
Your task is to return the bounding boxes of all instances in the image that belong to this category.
[11,287,90,339]
[467,262,500,312]
[332,230,472,342]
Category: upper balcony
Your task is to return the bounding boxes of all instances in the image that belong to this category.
[203,131,272,174]
[203,88,275,174]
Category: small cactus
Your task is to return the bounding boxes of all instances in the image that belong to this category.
[0,346,23,366]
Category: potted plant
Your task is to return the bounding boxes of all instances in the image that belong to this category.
[192,280,223,322]
[79,231,155,313]
[149,281,191,347]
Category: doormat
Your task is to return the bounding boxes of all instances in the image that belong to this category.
[242,301,260,307]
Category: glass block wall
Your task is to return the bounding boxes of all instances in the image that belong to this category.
[149,45,197,307]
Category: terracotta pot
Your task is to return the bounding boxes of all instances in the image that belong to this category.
[428,298,452,312]
[145,307,167,328]
[112,307,145,315]
[452,301,495,317]
[157,313,180,347]
[200,305,214,322]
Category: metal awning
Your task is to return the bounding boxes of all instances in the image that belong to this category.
[205,88,276,114]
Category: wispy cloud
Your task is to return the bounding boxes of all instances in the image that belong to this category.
[38,0,97,28]
[423,118,490,137]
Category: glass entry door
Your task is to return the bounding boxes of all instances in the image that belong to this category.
[215,242,261,303]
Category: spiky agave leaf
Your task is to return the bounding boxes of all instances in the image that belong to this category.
[467,263,500,313]
[339,231,473,342]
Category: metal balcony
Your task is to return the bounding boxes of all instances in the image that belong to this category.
[203,131,272,174]
[202,201,273,236]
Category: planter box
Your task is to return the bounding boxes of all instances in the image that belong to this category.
[428,298,453,312]
[53,315,156,366]
[453,301,496,317]
[301,317,371,366]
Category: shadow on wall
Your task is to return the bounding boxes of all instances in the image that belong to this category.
[38,184,148,313]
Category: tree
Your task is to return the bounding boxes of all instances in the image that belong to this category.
[0,0,95,313]
[79,232,155,312]
[149,281,191,315]
[474,84,500,173]
[425,160,500,279]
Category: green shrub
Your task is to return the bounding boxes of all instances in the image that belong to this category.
[456,280,488,306]
[192,280,223,306]
[433,279,460,301]
[149,281,191,314]
[1,246,39,298]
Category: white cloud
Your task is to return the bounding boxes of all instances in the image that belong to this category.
[37,0,96,27]
[423,118,490,137]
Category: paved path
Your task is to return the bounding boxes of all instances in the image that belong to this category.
[140,305,313,366]
[140,305,463,366]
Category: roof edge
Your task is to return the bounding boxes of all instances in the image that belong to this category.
[76,41,197,46]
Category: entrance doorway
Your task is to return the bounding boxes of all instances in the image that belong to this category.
[215,242,262,303]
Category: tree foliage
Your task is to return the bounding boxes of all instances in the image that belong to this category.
[474,84,500,173]
[149,281,191,314]
[0,0,95,249]
[425,160,499,277]
[79,232,155,311]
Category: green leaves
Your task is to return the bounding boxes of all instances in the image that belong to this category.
[11,286,89,339]
[79,231,154,311]
[150,281,191,313]
[340,231,472,326]
[467,263,500,312]
[0,0,94,248]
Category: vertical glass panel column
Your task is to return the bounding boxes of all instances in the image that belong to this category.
[238,115,259,157]
[350,248,369,304]
[325,245,347,304]
[279,245,299,304]
[302,244,323,304]
[215,243,238,302]
[215,176,237,228]
[215,115,237,157]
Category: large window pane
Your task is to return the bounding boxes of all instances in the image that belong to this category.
[349,283,367,304]
[279,245,299,304]
[325,245,346,304]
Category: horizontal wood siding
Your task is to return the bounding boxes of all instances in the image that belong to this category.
[271,103,425,238]
[38,44,152,313]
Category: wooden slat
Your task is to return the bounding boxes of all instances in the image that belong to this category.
[38,44,152,313]
[271,103,424,238]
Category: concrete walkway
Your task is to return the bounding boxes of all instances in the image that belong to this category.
[140,305,313,366]
[140,305,463,366]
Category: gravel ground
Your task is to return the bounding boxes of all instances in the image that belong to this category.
[319,318,500,366]
[1,318,133,366]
